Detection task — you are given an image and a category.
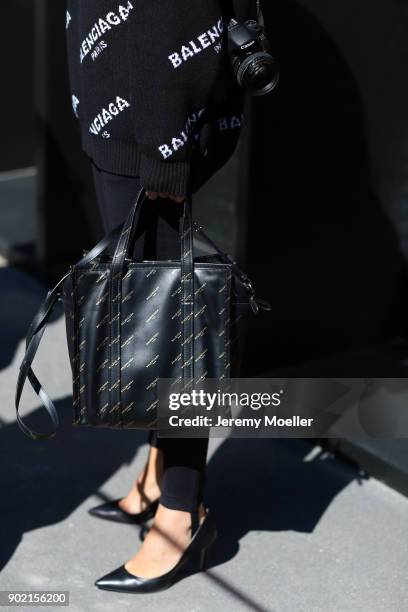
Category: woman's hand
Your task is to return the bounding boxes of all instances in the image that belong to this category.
[146,191,185,204]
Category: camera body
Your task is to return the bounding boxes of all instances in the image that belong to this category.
[227,18,279,96]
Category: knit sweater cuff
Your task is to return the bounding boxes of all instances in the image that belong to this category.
[139,154,191,197]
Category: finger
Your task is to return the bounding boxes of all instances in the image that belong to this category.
[158,192,168,199]
[170,196,185,204]
[146,191,158,200]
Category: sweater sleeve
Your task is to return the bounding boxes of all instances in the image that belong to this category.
[126,0,229,196]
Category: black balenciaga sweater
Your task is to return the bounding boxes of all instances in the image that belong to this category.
[65,0,253,196]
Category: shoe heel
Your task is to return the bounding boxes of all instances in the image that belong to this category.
[200,544,212,571]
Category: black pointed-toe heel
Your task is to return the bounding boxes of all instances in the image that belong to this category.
[95,508,217,594]
[88,498,159,525]
[199,541,212,571]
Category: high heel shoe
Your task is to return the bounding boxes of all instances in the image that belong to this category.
[88,498,159,525]
[95,508,217,594]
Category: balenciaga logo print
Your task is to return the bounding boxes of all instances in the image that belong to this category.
[218,113,244,132]
[89,96,130,137]
[91,40,108,63]
[70,252,232,427]
[158,108,205,160]
[80,1,134,63]
[66,11,72,30]
[168,18,224,68]
[72,95,80,118]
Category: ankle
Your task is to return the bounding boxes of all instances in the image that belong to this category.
[155,503,206,530]
[135,476,161,497]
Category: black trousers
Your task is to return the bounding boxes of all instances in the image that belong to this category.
[92,161,209,512]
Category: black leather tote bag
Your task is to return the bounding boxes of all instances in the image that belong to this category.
[16,189,269,439]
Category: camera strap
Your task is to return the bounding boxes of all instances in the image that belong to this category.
[256,1,265,27]
[224,0,263,24]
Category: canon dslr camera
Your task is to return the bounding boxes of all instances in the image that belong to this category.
[227,18,279,96]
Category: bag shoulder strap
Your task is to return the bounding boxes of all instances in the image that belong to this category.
[193,222,271,314]
[15,225,123,439]
[15,273,69,439]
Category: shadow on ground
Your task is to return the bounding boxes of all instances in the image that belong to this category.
[206,438,362,568]
[1,393,361,585]
[0,400,144,572]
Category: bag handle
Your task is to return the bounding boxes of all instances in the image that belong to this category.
[111,188,194,270]
[180,191,195,383]
[109,188,147,421]
[111,187,146,270]
[110,188,195,396]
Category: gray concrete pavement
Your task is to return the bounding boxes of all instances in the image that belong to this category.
[0,266,407,612]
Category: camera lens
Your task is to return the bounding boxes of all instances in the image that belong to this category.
[252,63,273,90]
[238,53,279,96]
